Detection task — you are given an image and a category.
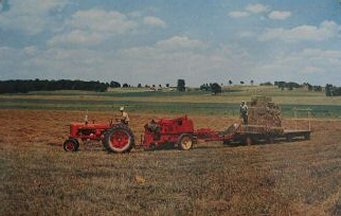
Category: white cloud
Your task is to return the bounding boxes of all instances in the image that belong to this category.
[48,9,138,46]
[143,16,166,28]
[239,31,255,38]
[228,4,271,19]
[121,36,207,57]
[245,4,270,14]
[48,9,167,46]
[48,30,105,46]
[228,11,249,18]
[268,11,292,20]
[259,20,341,42]
[23,46,39,56]
[0,0,69,35]
[155,36,206,50]
[69,9,137,34]
[254,48,341,83]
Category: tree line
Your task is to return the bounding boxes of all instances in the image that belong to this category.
[1,79,340,97]
[199,83,222,94]
[325,84,341,96]
[0,79,108,93]
[260,81,323,92]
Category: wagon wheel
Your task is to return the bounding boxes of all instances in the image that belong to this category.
[103,124,135,153]
[178,134,193,150]
[63,139,79,152]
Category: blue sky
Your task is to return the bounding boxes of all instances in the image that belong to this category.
[0,0,340,86]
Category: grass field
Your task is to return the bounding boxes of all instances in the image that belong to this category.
[1,87,341,215]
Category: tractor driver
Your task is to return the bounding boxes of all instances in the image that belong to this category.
[119,106,130,125]
[240,101,248,125]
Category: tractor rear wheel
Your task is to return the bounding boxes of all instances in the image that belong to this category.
[103,124,135,153]
[178,134,193,150]
[63,139,79,152]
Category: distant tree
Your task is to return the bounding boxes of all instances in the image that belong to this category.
[145,84,150,88]
[240,81,244,85]
[304,82,313,91]
[302,82,313,91]
[210,83,222,95]
[287,82,300,89]
[110,81,121,88]
[335,87,341,96]
[159,84,162,88]
[177,79,186,92]
[250,80,254,85]
[228,80,233,86]
[137,83,142,88]
[200,83,210,91]
[274,81,300,90]
[325,84,333,96]
[166,83,170,88]
[275,81,286,89]
[313,85,322,92]
[260,82,273,86]
[122,83,129,88]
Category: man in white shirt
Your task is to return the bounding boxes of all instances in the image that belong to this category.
[119,106,130,125]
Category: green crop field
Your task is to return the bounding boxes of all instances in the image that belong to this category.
[0,86,340,118]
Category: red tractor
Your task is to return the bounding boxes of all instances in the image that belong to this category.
[63,121,135,153]
[63,115,195,153]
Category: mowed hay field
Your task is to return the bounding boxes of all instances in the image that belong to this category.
[1,109,341,216]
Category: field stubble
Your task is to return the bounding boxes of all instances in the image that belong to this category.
[0,109,341,215]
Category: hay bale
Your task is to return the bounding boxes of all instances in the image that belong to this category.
[250,96,272,107]
[248,96,282,128]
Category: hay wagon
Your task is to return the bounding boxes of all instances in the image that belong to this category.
[195,123,311,145]
[196,96,311,145]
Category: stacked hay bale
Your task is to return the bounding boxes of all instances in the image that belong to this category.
[246,96,283,134]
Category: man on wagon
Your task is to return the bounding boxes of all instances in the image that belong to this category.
[239,101,248,125]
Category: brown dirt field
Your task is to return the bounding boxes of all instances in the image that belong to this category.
[1,109,341,215]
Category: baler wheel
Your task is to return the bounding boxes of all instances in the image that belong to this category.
[103,124,135,153]
[63,139,79,152]
[178,134,193,150]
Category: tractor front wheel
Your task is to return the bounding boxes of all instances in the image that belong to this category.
[63,139,79,152]
[103,124,135,153]
[178,134,193,150]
